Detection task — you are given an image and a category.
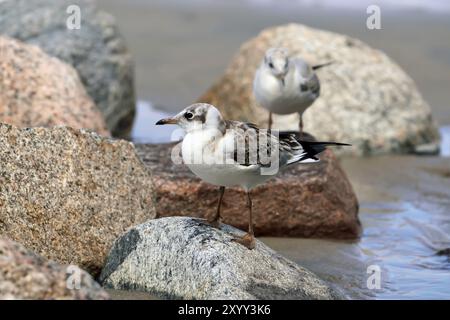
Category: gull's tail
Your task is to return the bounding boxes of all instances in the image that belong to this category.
[312,61,335,71]
[295,140,351,163]
[278,131,350,165]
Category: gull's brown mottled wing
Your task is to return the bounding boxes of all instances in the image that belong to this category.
[295,59,321,98]
[224,120,279,167]
[305,73,320,97]
[222,121,349,168]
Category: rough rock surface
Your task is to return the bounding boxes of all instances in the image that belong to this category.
[0,123,156,275]
[135,140,361,239]
[0,0,135,138]
[100,217,343,300]
[0,36,109,136]
[0,237,109,300]
[198,24,440,156]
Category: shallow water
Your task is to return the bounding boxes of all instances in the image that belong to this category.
[132,101,450,299]
[263,195,450,299]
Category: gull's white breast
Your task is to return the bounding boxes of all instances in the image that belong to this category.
[182,129,273,190]
[253,65,316,115]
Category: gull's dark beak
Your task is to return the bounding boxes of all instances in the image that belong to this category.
[276,73,286,87]
[155,117,177,125]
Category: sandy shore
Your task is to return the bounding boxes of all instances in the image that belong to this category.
[96,0,450,125]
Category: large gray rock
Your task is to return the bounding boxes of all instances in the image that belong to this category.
[199,24,440,156]
[99,217,343,300]
[0,123,156,276]
[0,237,109,300]
[0,0,135,138]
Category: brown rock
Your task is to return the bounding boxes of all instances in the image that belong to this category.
[0,36,110,136]
[0,123,156,276]
[0,237,109,300]
[135,141,360,239]
[198,24,440,156]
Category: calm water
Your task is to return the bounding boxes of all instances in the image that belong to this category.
[132,101,450,299]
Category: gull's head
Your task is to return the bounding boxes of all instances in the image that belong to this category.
[155,103,224,133]
[263,47,290,80]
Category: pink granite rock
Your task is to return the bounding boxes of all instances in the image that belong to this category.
[0,36,110,136]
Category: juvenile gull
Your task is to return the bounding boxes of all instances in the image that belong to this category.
[156,103,349,249]
[253,47,333,133]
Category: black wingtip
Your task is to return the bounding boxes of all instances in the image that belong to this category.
[312,60,335,70]
[327,142,352,147]
[298,140,351,147]
[297,140,351,162]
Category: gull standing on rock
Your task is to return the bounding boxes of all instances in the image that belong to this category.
[156,103,349,249]
[253,47,333,133]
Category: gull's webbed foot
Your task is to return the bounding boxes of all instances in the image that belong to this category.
[231,233,256,250]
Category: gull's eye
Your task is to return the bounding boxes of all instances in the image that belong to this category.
[268,62,274,69]
[184,112,194,120]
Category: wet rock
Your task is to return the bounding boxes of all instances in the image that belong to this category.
[0,0,135,138]
[0,36,109,136]
[198,24,440,156]
[100,217,343,300]
[0,238,109,300]
[135,140,361,239]
[0,124,156,276]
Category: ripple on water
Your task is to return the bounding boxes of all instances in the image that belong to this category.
[360,201,450,299]
[262,199,450,299]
